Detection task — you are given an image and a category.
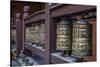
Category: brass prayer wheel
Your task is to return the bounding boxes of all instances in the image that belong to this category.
[56,18,72,55]
[25,27,34,43]
[30,23,45,48]
[39,23,45,45]
[33,24,40,44]
[72,19,92,57]
[36,23,45,48]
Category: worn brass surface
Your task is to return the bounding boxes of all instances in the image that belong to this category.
[56,19,71,55]
[25,23,45,48]
[72,20,92,57]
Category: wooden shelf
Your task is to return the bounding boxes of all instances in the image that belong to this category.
[24,42,45,58]
[24,9,45,24]
[50,53,79,64]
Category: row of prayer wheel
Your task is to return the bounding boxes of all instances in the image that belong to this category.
[56,17,92,57]
[25,23,45,47]
[25,16,92,57]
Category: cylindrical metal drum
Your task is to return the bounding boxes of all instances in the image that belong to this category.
[39,23,45,45]
[29,27,34,43]
[33,24,40,44]
[25,27,34,43]
[72,19,92,57]
[56,18,72,55]
[36,23,45,48]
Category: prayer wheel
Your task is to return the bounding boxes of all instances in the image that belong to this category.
[25,27,34,43]
[56,18,72,56]
[33,24,40,44]
[39,23,45,45]
[72,16,92,57]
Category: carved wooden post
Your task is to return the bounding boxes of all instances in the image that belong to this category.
[22,6,30,50]
[16,13,23,55]
[23,6,30,18]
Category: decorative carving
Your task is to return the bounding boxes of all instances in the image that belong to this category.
[56,18,71,56]
[72,17,92,57]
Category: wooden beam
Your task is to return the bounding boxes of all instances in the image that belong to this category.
[44,3,50,64]
[51,5,96,18]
